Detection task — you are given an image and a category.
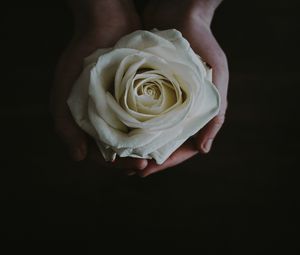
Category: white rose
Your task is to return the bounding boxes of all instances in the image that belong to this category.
[67,29,220,164]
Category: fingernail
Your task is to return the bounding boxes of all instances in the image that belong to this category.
[202,139,213,153]
[127,171,136,176]
[137,160,148,170]
[71,147,84,161]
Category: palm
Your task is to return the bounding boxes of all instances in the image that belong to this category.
[51,1,148,172]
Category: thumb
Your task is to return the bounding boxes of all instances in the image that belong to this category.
[54,112,87,161]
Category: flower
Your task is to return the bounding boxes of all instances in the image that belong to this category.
[67,29,220,164]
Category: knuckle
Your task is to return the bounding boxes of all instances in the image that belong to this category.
[136,160,148,170]
[169,151,179,161]
[213,114,225,127]
[168,152,183,167]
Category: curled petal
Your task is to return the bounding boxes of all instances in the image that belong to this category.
[68,29,220,164]
[89,48,139,132]
[114,30,177,52]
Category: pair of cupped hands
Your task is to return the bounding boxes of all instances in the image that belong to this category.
[50,0,228,177]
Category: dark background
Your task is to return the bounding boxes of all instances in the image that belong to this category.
[1,0,299,253]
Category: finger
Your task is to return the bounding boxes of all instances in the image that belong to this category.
[195,58,228,154]
[54,112,88,161]
[50,46,85,118]
[185,23,229,97]
[194,63,228,153]
[195,114,225,153]
[125,170,136,176]
[137,140,197,177]
[88,144,148,170]
[114,157,148,170]
[51,44,89,161]
[182,26,229,154]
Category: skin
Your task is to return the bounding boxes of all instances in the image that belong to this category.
[50,0,228,177]
[50,0,148,171]
[136,0,229,177]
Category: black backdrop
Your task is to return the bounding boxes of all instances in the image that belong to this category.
[1,0,299,253]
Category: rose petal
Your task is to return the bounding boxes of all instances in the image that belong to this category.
[88,99,161,148]
[114,30,177,52]
[84,48,112,67]
[89,48,139,132]
[68,29,221,164]
[67,62,98,138]
[151,78,220,164]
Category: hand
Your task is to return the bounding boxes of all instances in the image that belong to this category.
[50,0,148,171]
[138,0,228,177]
